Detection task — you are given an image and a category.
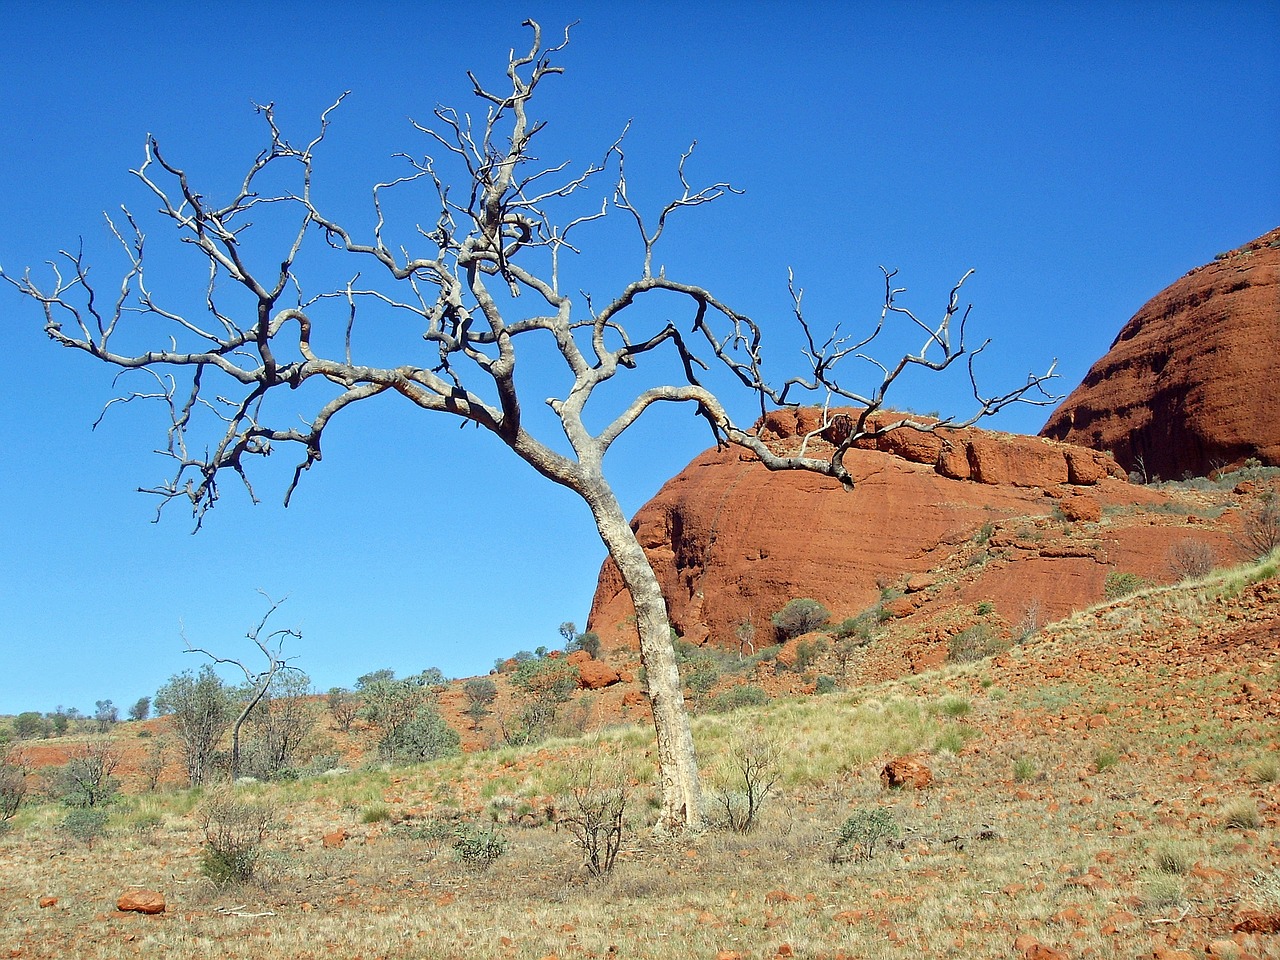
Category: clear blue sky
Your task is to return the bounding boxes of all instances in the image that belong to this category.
[1,1,1277,716]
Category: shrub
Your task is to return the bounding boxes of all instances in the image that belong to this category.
[1012,757,1036,782]
[59,808,109,846]
[361,803,392,824]
[378,704,460,764]
[1238,495,1280,561]
[462,678,498,732]
[947,625,1007,664]
[55,741,120,808]
[1104,571,1150,601]
[1222,798,1261,830]
[196,789,273,886]
[1166,539,1215,582]
[511,655,580,703]
[831,808,899,864]
[1093,747,1120,773]
[975,601,995,616]
[0,762,26,820]
[771,598,830,641]
[560,752,629,876]
[711,733,780,833]
[453,823,507,867]
[1153,844,1190,875]
[704,684,769,714]
[814,674,837,695]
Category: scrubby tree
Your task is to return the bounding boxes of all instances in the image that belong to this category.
[357,668,449,759]
[128,696,152,722]
[55,740,120,808]
[14,712,48,740]
[182,592,303,780]
[240,669,317,779]
[155,664,232,786]
[3,23,1055,831]
[462,677,498,732]
[326,686,361,733]
[771,598,830,641]
[93,699,118,732]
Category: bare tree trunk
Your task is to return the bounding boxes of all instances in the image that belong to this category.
[586,484,702,833]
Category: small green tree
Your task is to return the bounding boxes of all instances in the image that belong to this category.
[358,669,450,760]
[55,740,120,808]
[155,664,233,787]
[326,686,361,733]
[378,704,460,764]
[771,598,830,641]
[14,712,48,740]
[127,696,151,722]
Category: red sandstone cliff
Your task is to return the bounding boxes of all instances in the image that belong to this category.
[583,412,1202,654]
[1041,227,1280,479]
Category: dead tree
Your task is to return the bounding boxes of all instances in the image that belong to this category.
[184,591,302,782]
[2,21,1055,832]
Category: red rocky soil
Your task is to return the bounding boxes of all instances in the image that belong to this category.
[1042,227,1280,479]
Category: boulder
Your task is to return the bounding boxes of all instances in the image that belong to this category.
[880,756,932,789]
[1043,226,1280,478]
[116,889,165,914]
[576,660,621,690]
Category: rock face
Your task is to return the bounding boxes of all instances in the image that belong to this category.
[586,414,1135,652]
[1041,227,1280,479]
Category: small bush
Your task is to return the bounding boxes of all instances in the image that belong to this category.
[711,732,780,834]
[1222,798,1261,830]
[814,674,837,695]
[947,625,1007,664]
[378,705,461,764]
[1247,756,1279,784]
[196,789,273,886]
[1093,748,1120,773]
[1166,539,1215,582]
[560,752,629,876]
[1142,875,1185,908]
[1104,571,1150,601]
[771,598,830,641]
[400,817,457,858]
[55,741,121,808]
[0,763,26,821]
[1012,757,1036,782]
[938,696,971,718]
[1153,844,1190,875]
[704,684,769,714]
[1238,496,1280,561]
[831,808,899,864]
[975,601,995,616]
[361,803,392,824]
[59,808,109,846]
[453,823,507,867]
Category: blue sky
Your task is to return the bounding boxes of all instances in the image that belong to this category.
[1,1,1277,716]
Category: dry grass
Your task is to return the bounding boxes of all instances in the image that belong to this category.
[2,557,1278,959]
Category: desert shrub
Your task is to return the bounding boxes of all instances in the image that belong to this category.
[0,762,26,820]
[831,808,899,864]
[938,696,971,718]
[710,732,780,833]
[59,808,109,845]
[361,803,392,824]
[1248,756,1279,784]
[1153,844,1191,875]
[196,789,273,886]
[1238,494,1280,561]
[461,678,498,732]
[1222,798,1261,830]
[378,704,460,764]
[1012,757,1036,781]
[1014,600,1043,644]
[55,741,120,808]
[791,638,828,672]
[814,674,837,695]
[771,598,830,641]
[564,630,601,659]
[399,817,458,858]
[1093,747,1120,772]
[947,624,1007,664]
[511,655,580,703]
[499,700,559,747]
[326,687,361,732]
[453,823,507,867]
[975,601,995,616]
[704,684,769,714]
[560,751,629,876]
[1104,571,1150,601]
[1142,875,1185,908]
[1166,538,1216,582]
[14,712,48,740]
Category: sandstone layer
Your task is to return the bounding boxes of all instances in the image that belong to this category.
[583,414,1205,654]
[1041,227,1280,478]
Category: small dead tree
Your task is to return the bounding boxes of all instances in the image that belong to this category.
[3,22,1056,832]
[184,592,302,781]
[560,748,630,877]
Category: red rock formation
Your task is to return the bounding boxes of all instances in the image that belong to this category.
[1042,227,1280,478]
[586,415,1131,652]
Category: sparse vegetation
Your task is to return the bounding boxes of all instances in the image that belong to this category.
[1166,538,1216,582]
[1104,570,1151,601]
[831,807,900,864]
[559,750,630,876]
[947,624,1007,664]
[1221,797,1262,830]
[196,789,273,886]
[709,730,780,833]
[771,598,830,640]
